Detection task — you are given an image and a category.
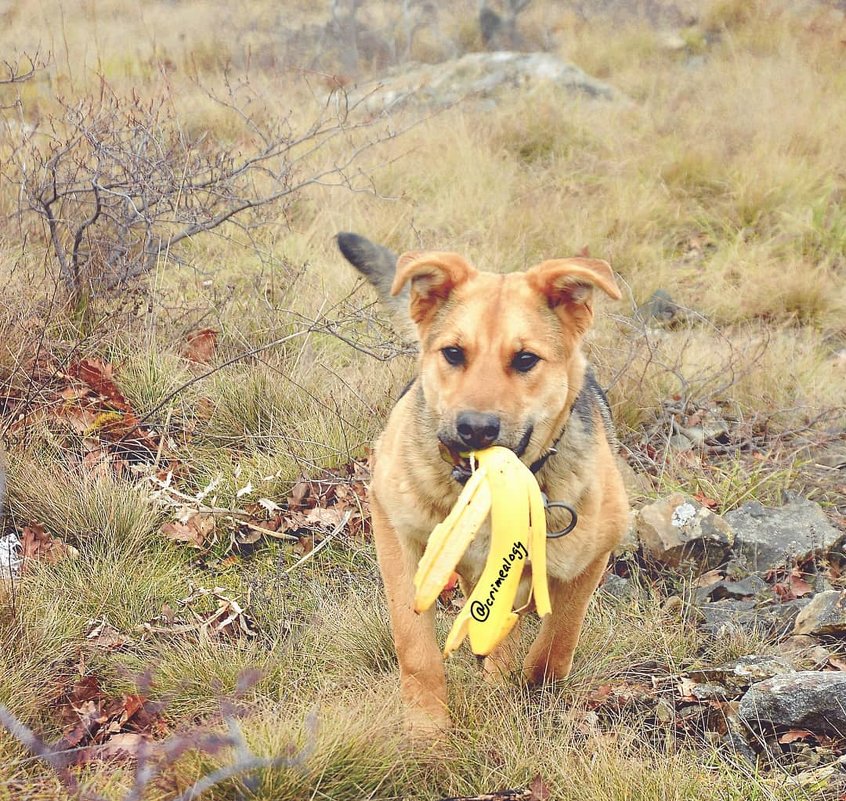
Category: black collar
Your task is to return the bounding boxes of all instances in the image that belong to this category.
[528,416,569,475]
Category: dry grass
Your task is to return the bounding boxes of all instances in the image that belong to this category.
[0,0,844,798]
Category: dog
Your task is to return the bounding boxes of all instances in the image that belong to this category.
[337,232,630,734]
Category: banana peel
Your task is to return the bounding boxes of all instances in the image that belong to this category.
[413,446,552,657]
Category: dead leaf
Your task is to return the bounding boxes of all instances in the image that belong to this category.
[88,732,149,761]
[527,774,552,801]
[288,478,312,510]
[86,619,132,650]
[696,569,724,588]
[693,492,718,510]
[566,709,600,737]
[586,684,613,709]
[677,676,699,702]
[304,506,345,529]
[20,524,79,573]
[826,656,846,671]
[183,328,218,364]
[788,569,814,598]
[778,729,817,744]
[68,358,131,413]
[292,534,316,557]
[161,513,215,549]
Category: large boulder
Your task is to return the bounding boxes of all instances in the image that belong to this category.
[347,51,619,112]
[635,494,734,570]
[739,672,846,737]
[725,498,844,572]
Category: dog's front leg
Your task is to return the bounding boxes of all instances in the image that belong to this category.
[522,550,611,685]
[371,494,451,734]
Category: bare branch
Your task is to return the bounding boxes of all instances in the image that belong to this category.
[0,51,45,86]
[4,74,401,302]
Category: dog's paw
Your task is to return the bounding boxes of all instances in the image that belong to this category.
[404,707,452,739]
[522,656,572,686]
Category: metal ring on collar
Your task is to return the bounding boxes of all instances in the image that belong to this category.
[543,497,578,538]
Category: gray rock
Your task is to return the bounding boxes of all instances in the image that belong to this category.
[347,51,620,112]
[697,598,810,637]
[613,510,640,557]
[695,574,768,603]
[689,655,795,695]
[739,671,846,737]
[690,682,731,701]
[794,590,846,636]
[725,498,844,572]
[636,494,734,570]
[598,573,635,602]
[778,636,833,669]
[636,289,682,325]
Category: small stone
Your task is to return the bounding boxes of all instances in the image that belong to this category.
[778,634,822,653]
[636,289,683,325]
[725,498,844,572]
[636,494,734,570]
[599,573,635,602]
[655,696,676,723]
[690,682,731,701]
[701,418,730,443]
[658,32,687,52]
[689,655,794,695]
[678,425,705,446]
[794,590,846,636]
[668,433,694,452]
[739,672,846,737]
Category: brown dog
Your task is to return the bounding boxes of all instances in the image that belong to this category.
[337,233,630,734]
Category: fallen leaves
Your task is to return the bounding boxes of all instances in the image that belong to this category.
[64,358,162,458]
[768,562,816,602]
[140,585,256,640]
[158,461,371,559]
[53,675,164,766]
[162,513,216,549]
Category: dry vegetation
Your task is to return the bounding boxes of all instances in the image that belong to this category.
[0,0,845,799]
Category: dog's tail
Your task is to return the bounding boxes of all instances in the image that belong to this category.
[336,232,414,338]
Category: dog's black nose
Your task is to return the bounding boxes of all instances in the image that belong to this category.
[456,411,500,450]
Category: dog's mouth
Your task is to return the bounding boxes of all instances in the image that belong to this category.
[438,442,474,484]
[438,426,534,485]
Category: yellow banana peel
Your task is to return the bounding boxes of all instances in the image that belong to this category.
[413,446,552,657]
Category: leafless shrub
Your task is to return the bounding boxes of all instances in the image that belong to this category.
[1,72,397,304]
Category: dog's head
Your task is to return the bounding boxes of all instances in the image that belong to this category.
[391,251,621,469]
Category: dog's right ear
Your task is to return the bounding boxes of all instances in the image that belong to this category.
[391,252,477,328]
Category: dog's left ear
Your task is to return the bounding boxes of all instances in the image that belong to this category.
[527,257,622,336]
[391,251,477,329]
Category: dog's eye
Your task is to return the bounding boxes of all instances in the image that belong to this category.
[512,351,540,373]
[441,346,465,366]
